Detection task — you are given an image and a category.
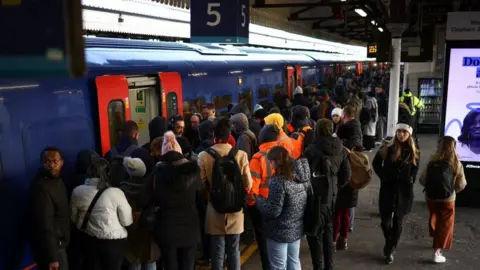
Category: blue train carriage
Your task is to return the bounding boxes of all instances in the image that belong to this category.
[0,37,321,269]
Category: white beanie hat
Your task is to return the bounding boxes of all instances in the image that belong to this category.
[396,123,413,135]
[294,86,303,95]
[123,157,147,178]
[331,108,343,117]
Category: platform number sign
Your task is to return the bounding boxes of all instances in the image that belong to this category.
[191,0,250,44]
[367,43,377,58]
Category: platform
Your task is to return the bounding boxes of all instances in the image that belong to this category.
[242,134,480,269]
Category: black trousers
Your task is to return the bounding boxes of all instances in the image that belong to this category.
[160,245,196,270]
[248,206,270,270]
[83,235,127,270]
[36,249,69,270]
[363,135,376,150]
[307,218,334,270]
[380,212,405,251]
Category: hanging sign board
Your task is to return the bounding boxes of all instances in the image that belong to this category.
[367,44,377,58]
[0,0,85,78]
[446,12,480,40]
[190,0,250,44]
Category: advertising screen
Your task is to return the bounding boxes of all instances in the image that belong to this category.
[444,48,480,162]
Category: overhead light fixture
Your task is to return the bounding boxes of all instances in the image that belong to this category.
[378,27,384,32]
[371,20,376,25]
[341,0,347,2]
[355,8,367,17]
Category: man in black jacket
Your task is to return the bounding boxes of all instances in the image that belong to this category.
[29,147,70,270]
[303,119,351,270]
[337,105,363,151]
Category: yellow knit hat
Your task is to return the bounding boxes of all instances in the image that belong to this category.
[264,113,284,130]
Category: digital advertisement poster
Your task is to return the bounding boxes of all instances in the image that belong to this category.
[444,48,480,162]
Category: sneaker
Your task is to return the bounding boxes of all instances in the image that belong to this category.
[349,227,353,233]
[385,253,394,265]
[375,141,382,146]
[364,149,373,153]
[433,251,446,263]
[336,237,348,250]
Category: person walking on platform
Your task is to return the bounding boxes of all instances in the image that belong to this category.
[264,113,295,158]
[29,147,70,270]
[419,136,467,263]
[247,124,281,270]
[400,88,424,139]
[198,118,253,270]
[303,119,351,270]
[372,120,419,265]
[255,146,309,270]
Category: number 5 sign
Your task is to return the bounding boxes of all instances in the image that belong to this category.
[191,0,249,44]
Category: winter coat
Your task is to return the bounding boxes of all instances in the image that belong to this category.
[105,136,138,161]
[347,95,364,120]
[142,116,168,152]
[377,92,388,117]
[29,171,70,265]
[231,113,258,160]
[337,119,363,150]
[153,151,203,248]
[303,136,351,207]
[195,120,215,154]
[372,143,419,216]
[71,178,133,239]
[229,102,261,137]
[67,150,99,200]
[256,159,310,243]
[198,143,253,235]
[362,97,378,136]
[398,103,413,126]
[184,127,201,151]
[292,94,308,107]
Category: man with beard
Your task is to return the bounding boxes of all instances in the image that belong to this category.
[29,147,70,270]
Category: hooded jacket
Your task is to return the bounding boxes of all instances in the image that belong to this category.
[292,93,308,107]
[29,170,70,265]
[231,113,258,160]
[105,135,138,162]
[256,159,310,243]
[264,113,295,157]
[67,150,99,199]
[195,120,215,154]
[230,102,261,138]
[153,151,203,248]
[303,136,351,207]
[142,117,168,152]
[336,119,363,151]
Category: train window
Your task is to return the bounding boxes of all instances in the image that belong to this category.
[257,87,270,99]
[214,94,232,111]
[184,97,205,122]
[238,89,253,113]
[108,100,125,148]
[273,83,284,105]
[165,92,179,119]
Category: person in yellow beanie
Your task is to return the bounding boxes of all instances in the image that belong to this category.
[264,113,294,157]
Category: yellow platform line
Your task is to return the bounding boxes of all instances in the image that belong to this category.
[241,242,258,265]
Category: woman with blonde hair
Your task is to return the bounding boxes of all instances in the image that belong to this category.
[419,136,466,263]
[372,120,420,265]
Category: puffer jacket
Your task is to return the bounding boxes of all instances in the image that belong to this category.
[337,119,363,151]
[71,178,133,239]
[256,159,310,243]
[231,113,258,160]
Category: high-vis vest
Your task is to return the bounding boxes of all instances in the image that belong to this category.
[277,130,295,157]
[290,126,312,159]
[247,143,276,206]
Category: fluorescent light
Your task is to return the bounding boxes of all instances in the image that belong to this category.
[355,8,367,17]
[341,0,346,2]
[378,27,384,32]
[371,20,376,25]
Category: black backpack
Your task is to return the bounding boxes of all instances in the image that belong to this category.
[108,145,138,187]
[424,160,455,200]
[304,147,335,236]
[206,148,245,214]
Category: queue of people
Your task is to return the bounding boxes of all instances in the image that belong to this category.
[28,80,465,270]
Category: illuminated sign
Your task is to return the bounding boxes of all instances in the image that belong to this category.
[367,44,377,58]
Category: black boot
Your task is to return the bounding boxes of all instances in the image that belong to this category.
[384,246,396,265]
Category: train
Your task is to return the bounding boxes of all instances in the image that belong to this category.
[0,37,373,269]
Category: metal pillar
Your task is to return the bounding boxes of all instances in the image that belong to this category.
[387,38,402,137]
[402,62,409,91]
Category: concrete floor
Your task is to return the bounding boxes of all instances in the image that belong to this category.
[242,134,480,269]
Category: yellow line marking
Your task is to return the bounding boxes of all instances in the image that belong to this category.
[241,242,258,265]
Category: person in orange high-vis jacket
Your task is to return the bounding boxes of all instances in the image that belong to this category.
[247,124,280,270]
[264,113,294,158]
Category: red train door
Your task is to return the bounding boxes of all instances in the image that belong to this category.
[95,75,131,156]
[159,72,183,119]
[285,66,295,98]
[295,65,303,88]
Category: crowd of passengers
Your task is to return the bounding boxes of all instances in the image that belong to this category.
[29,71,467,270]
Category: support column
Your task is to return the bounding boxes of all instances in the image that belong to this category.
[402,62,409,91]
[387,38,402,137]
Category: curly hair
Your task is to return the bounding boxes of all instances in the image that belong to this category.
[458,110,480,146]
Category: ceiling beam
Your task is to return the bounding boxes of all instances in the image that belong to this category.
[289,15,337,21]
[312,17,363,30]
[289,0,324,18]
[253,1,366,9]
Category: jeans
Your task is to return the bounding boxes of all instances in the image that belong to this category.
[380,212,405,252]
[248,206,270,270]
[307,216,334,270]
[376,116,387,141]
[349,208,355,230]
[129,262,157,270]
[83,236,127,270]
[211,234,241,270]
[333,208,350,240]
[266,239,301,270]
[160,245,196,270]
